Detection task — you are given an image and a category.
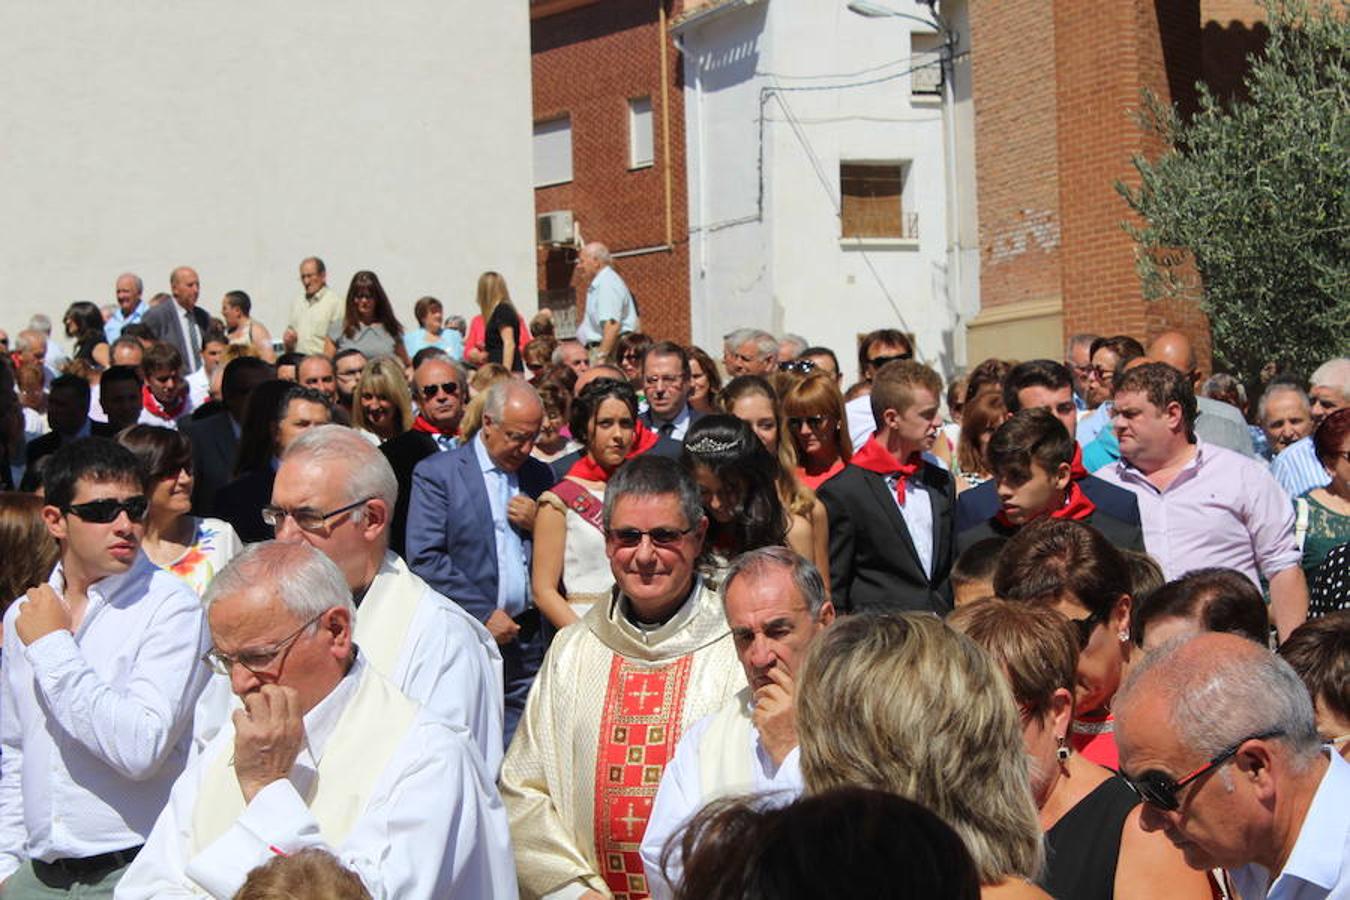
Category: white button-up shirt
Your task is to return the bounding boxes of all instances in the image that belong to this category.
[0,554,210,877]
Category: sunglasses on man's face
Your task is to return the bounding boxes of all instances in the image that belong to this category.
[64,496,149,524]
[419,381,460,401]
[1118,729,1285,811]
[867,352,913,369]
[606,525,695,548]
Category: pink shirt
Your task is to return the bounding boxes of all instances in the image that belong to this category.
[1094,441,1300,585]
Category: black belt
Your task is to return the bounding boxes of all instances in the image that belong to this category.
[33,845,142,882]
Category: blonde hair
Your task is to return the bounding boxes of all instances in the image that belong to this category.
[797,614,1044,885]
[234,848,371,900]
[349,356,412,437]
[475,271,511,320]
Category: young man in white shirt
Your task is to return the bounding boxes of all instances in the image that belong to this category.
[0,437,211,896]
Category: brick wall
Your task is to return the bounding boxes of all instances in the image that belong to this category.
[531,0,692,344]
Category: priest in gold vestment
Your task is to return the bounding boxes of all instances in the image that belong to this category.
[501,456,742,899]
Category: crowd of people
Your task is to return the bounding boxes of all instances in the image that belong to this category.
[0,245,1346,899]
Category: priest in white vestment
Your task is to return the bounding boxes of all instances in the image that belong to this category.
[194,425,504,773]
[501,456,743,900]
[116,541,517,899]
[640,546,836,898]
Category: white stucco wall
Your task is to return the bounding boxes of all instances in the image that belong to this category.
[0,1,536,346]
[680,0,969,384]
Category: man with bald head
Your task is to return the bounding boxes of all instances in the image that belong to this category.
[1115,632,1348,898]
[574,242,637,360]
[408,380,555,741]
[143,266,210,373]
[381,356,468,557]
[1148,331,1255,457]
[1258,384,1315,456]
[105,273,148,344]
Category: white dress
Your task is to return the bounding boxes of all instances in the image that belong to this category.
[538,479,612,619]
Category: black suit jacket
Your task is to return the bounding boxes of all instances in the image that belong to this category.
[818,461,957,616]
[180,411,239,517]
[22,422,116,491]
[143,301,212,373]
[956,509,1146,556]
[380,430,442,559]
[955,474,1141,533]
[212,468,276,543]
[639,404,704,437]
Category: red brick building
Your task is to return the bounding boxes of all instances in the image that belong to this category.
[530,0,692,344]
[964,0,1266,370]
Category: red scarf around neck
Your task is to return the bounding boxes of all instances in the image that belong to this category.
[850,436,923,503]
[411,412,457,437]
[1070,444,1089,481]
[566,420,660,483]
[996,479,1097,528]
[141,384,186,421]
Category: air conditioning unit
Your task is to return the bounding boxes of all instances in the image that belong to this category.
[537,210,575,246]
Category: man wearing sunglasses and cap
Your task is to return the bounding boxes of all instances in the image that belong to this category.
[0,438,210,896]
[500,455,742,900]
[1115,632,1349,900]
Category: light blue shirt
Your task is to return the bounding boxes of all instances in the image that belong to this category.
[1077,403,1112,446]
[473,435,530,617]
[1230,751,1350,900]
[1272,436,1331,498]
[576,265,637,345]
[104,300,149,344]
[404,327,464,362]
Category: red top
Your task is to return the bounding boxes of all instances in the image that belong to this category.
[796,459,846,491]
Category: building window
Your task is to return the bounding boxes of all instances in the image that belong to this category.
[911,32,943,96]
[534,116,572,188]
[840,162,915,239]
[628,97,654,169]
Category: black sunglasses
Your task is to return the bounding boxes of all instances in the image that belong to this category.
[1119,729,1285,811]
[64,496,149,524]
[779,359,818,375]
[788,415,831,430]
[867,352,913,369]
[606,525,696,548]
[420,381,460,400]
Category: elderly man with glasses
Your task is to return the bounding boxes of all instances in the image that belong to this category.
[247,424,502,775]
[116,541,517,899]
[1115,632,1349,900]
[0,438,209,897]
[500,455,742,900]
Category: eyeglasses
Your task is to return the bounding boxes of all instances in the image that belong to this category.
[1119,729,1286,811]
[867,352,913,369]
[1087,366,1115,382]
[261,496,372,533]
[779,359,818,375]
[64,496,149,524]
[788,415,832,430]
[606,525,697,548]
[201,611,325,677]
[419,381,460,400]
[1068,609,1105,648]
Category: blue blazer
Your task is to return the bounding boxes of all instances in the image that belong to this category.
[955,473,1141,535]
[406,439,555,624]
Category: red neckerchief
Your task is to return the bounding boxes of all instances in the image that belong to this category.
[1070,444,1089,480]
[410,413,457,437]
[566,421,660,483]
[141,384,186,421]
[996,480,1097,528]
[850,436,923,503]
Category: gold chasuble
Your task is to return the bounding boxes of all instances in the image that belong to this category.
[502,579,741,899]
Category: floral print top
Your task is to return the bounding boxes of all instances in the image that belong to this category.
[161,517,244,597]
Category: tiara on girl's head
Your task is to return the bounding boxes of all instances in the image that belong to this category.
[685,435,740,455]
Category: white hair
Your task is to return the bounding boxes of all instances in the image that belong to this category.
[26,315,52,335]
[778,334,809,358]
[1119,635,1322,769]
[1310,357,1350,401]
[283,424,397,511]
[203,540,354,620]
[552,338,584,365]
[583,242,612,265]
[722,545,828,616]
[1257,383,1310,423]
[118,272,144,293]
[483,379,542,422]
[722,327,777,358]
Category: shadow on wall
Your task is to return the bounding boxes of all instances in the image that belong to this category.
[687,1,766,93]
[1201,19,1269,105]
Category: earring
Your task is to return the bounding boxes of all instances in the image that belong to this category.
[1056,737,1070,763]
[1118,629,1130,643]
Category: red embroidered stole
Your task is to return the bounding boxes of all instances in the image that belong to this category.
[593,654,694,899]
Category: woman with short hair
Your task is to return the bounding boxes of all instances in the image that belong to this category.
[221,290,275,362]
[403,295,464,361]
[796,613,1049,899]
[950,599,1213,900]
